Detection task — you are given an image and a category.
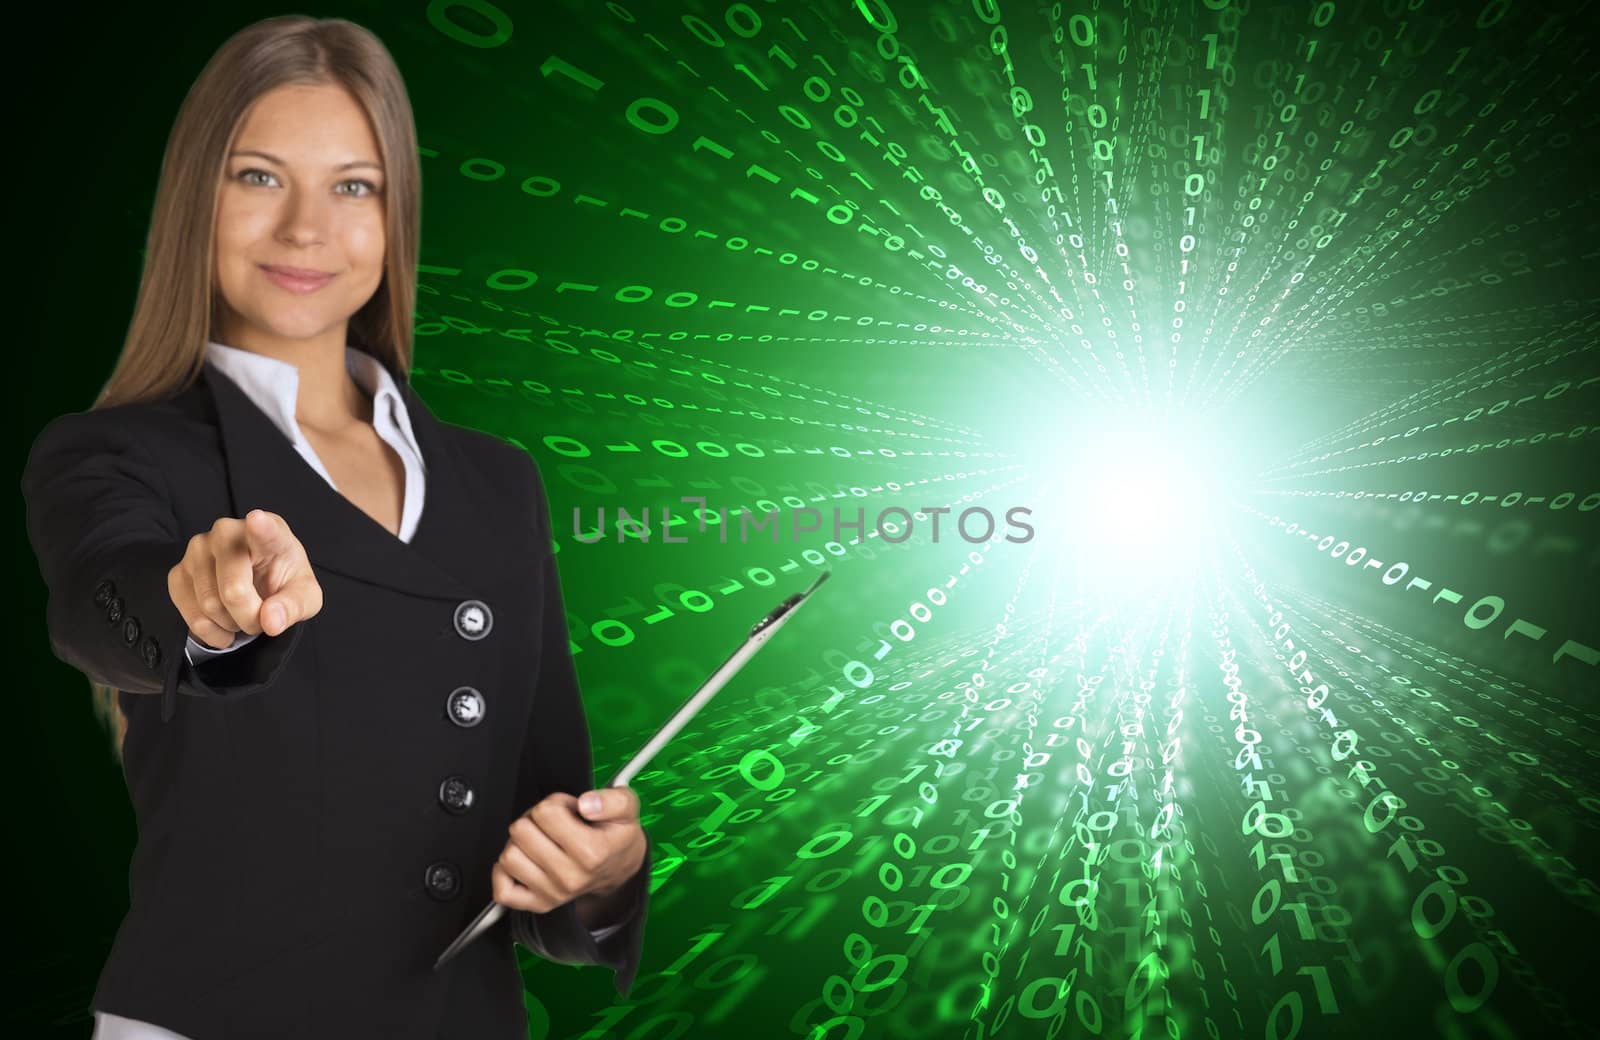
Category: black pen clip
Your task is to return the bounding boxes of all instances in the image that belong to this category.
[750,570,830,636]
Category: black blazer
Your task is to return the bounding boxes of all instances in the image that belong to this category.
[21,359,651,1039]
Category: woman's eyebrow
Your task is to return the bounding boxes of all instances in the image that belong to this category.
[229,148,383,172]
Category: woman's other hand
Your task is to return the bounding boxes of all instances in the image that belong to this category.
[169,507,324,648]
[491,787,649,925]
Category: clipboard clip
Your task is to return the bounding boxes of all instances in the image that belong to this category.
[750,570,830,637]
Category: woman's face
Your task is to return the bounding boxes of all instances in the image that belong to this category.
[213,82,386,348]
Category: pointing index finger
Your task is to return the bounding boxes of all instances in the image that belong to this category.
[244,509,293,560]
[215,520,264,635]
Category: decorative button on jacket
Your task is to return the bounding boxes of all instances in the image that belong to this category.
[446,686,485,728]
[438,775,476,815]
[21,349,652,1040]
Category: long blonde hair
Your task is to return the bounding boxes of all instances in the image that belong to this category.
[90,15,422,757]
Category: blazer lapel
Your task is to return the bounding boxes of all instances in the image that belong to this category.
[204,362,497,603]
[393,374,539,594]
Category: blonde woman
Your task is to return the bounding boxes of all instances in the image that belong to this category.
[20,16,650,1039]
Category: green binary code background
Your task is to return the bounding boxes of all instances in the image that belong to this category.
[11,1,1598,1038]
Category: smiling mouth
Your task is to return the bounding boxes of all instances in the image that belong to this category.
[259,264,336,294]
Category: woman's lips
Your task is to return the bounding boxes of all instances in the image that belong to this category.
[260,264,335,294]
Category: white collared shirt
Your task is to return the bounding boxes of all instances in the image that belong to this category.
[95,339,621,1040]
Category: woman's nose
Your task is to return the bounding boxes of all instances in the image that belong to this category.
[275,186,330,243]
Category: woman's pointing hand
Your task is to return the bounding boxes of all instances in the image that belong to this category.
[169,508,324,648]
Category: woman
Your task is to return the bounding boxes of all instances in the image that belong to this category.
[20,16,651,1039]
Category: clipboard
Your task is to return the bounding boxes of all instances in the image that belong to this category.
[433,569,832,969]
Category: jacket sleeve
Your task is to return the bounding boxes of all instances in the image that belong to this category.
[507,452,651,997]
[22,409,306,721]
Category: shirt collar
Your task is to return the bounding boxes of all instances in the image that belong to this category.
[202,338,425,469]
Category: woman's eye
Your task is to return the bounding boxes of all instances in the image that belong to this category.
[234,169,379,197]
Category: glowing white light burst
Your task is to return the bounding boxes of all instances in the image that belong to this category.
[1037,418,1238,591]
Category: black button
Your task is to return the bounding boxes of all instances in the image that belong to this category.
[424,861,461,901]
[93,579,116,608]
[141,635,163,670]
[122,616,141,647]
[453,600,493,641]
[445,686,485,728]
[438,776,476,815]
[106,596,125,625]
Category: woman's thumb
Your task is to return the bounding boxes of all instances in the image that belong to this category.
[261,597,289,636]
